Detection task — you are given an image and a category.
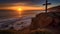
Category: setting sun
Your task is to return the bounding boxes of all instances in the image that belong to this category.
[16,8,23,15]
[17,8,23,11]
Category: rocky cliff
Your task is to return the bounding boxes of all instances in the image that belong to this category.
[30,6,60,34]
[48,5,60,12]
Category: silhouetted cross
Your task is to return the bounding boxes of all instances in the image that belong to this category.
[43,0,51,13]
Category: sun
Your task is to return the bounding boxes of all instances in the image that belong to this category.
[17,8,23,11]
[16,8,23,15]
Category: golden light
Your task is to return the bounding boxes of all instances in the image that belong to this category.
[15,8,23,15]
[17,8,23,11]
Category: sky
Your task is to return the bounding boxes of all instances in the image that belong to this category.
[0,0,60,10]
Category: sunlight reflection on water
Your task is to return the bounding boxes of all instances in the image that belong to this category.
[0,10,45,19]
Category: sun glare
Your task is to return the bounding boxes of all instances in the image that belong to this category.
[17,8,23,11]
[15,8,23,15]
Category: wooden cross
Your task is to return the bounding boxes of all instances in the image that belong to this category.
[43,0,51,13]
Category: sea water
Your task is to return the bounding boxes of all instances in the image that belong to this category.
[0,10,45,30]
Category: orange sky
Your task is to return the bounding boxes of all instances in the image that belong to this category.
[0,2,54,11]
[0,6,45,11]
[0,2,46,11]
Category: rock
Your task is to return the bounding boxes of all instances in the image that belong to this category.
[48,5,60,12]
[31,13,53,29]
[29,6,60,34]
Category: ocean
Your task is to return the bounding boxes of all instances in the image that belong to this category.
[0,10,45,30]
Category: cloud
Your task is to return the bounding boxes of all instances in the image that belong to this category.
[0,0,59,10]
[0,0,46,8]
[0,0,41,3]
[0,1,43,8]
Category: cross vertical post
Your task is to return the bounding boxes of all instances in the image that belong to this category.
[45,0,48,13]
[43,0,51,13]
